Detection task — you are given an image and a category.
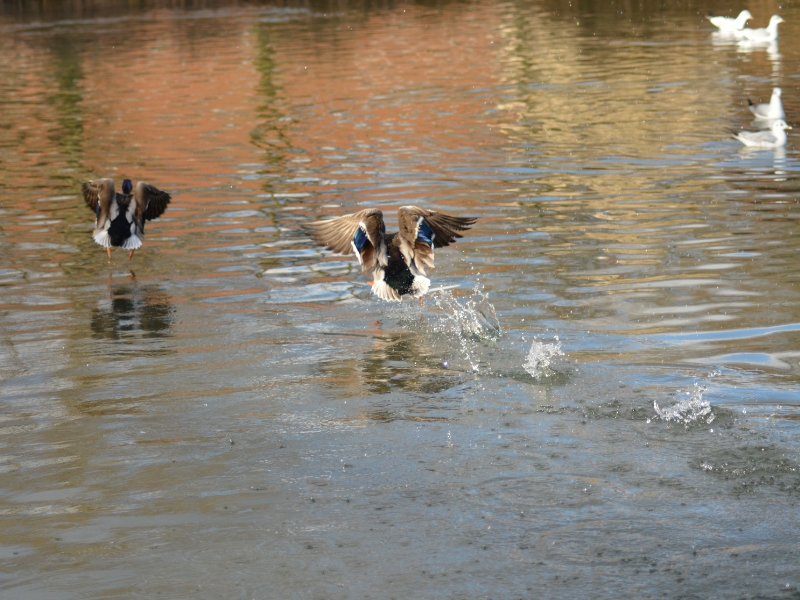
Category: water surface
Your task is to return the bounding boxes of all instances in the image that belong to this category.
[2,0,800,597]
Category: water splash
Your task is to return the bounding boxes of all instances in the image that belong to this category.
[523,336,564,379]
[396,284,500,373]
[654,380,715,426]
[429,284,501,342]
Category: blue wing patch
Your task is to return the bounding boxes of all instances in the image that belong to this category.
[417,219,435,247]
[353,227,370,252]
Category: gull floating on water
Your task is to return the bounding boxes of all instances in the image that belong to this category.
[740,15,784,42]
[707,10,751,33]
[734,119,791,148]
[748,87,785,121]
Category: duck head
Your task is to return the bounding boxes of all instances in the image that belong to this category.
[122,179,133,194]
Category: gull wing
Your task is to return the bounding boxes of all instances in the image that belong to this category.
[309,208,387,273]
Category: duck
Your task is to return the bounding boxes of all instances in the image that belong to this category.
[740,15,784,42]
[708,10,751,33]
[309,206,476,302]
[748,87,785,120]
[734,119,791,148]
[82,178,171,259]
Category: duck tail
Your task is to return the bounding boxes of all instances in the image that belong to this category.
[122,234,142,251]
[92,229,112,248]
[747,99,755,107]
[371,279,401,302]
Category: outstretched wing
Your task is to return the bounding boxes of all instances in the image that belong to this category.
[396,206,476,273]
[82,178,115,214]
[308,208,387,274]
[134,182,171,223]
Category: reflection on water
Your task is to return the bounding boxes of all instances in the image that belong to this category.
[90,276,174,345]
[3,0,800,598]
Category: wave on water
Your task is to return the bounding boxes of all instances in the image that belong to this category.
[653,374,718,426]
[523,337,564,379]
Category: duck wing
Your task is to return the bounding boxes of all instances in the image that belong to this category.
[134,182,172,223]
[308,208,388,273]
[82,178,116,227]
[396,206,476,273]
[82,178,114,214]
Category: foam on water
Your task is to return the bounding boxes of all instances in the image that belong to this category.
[523,336,564,379]
[653,375,718,426]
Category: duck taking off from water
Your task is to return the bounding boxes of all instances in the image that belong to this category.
[82,178,171,260]
[309,206,476,303]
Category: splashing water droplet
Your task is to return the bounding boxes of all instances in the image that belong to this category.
[523,337,564,379]
[653,381,714,425]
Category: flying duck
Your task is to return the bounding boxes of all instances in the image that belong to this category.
[309,206,476,302]
[82,178,171,259]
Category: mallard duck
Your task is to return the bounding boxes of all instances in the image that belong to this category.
[740,15,784,42]
[309,206,476,302]
[707,10,751,33]
[748,88,785,120]
[734,119,791,148]
[82,178,171,259]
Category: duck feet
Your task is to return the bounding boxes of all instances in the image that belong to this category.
[106,247,112,259]
[128,249,135,260]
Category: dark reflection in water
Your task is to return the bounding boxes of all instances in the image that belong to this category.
[318,329,462,395]
[90,276,175,344]
[251,24,292,178]
[45,36,84,165]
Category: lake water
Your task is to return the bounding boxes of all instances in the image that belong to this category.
[2,0,800,597]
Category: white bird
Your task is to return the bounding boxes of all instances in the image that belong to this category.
[734,119,791,148]
[708,10,752,32]
[740,15,784,42]
[748,88,785,120]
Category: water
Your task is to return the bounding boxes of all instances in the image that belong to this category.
[2,0,800,597]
